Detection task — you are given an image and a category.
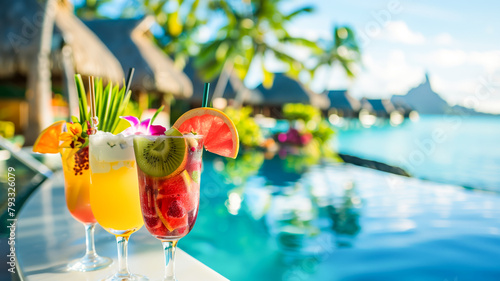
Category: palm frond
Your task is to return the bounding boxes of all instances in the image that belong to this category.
[284,6,314,21]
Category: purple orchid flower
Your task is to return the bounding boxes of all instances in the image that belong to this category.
[120,116,167,136]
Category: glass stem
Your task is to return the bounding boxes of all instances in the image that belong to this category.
[116,236,131,278]
[162,240,178,281]
[84,223,97,258]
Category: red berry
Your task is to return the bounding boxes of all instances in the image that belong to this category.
[168,200,186,218]
[176,226,187,235]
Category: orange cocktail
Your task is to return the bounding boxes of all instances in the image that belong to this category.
[59,146,112,271]
[60,147,96,224]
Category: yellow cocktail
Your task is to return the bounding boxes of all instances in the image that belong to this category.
[90,159,143,234]
[89,133,146,281]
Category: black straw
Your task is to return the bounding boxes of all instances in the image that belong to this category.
[202,82,210,107]
[124,68,135,97]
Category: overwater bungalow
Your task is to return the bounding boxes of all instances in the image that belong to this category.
[255,73,329,118]
[391,99,415,118]
[360,98,409,126]
[0,0,123,143]
[326,89,361,118]
[85,16,193,122]
[183,62,263,109]
[361,98,396,118]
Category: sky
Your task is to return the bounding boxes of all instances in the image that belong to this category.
[278,0,500,114]
[90,0,500,114]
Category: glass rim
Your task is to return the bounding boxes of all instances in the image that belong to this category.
[89,134,203,140]
[131,134,204,140]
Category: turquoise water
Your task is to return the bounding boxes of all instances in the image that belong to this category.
[336,115,500,192]
[181,152,500,281]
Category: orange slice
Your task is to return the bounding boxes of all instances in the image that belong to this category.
[33,121,66,153]
[173,108,239,158]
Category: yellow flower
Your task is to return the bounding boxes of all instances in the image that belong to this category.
[59,122,85,148]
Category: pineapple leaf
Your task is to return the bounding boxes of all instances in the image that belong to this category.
[74,75,132,134]
[107,86,125,132]
[74,74,89,124]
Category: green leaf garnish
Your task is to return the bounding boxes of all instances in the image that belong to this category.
[74,74,131,134]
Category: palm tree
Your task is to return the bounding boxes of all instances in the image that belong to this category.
[313,25,361,92]
[74,0,205,68]
[134,0,205,68]
[196,0,319,102]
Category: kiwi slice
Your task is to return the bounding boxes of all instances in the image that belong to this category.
[133,128,187,177]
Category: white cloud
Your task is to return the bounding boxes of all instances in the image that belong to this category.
[431,75,476,104]
[474,101,500,114]
[434,33,454,45]
[427,49,468,67]
[426,49,500,72]
[350,49,423,97]
[468,51,500,73]
[382,21,426,45]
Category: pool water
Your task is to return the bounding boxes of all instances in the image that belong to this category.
[180,153,500,281]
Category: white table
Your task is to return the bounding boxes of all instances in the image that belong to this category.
[16,171,228,281]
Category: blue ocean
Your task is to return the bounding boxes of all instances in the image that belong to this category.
[336,115,500,192]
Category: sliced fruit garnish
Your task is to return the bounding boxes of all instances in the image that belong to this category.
[133,128,187,178]
[191,170,201,184]
[33,121,66,153]
[155,171,197,211]
[156,199,188,231]
[173,108,239,158]
[158,170,192,195]
[185,153,202,183]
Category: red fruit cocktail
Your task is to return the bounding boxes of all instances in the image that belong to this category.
[134,130,203,240]
[134,107,239,281]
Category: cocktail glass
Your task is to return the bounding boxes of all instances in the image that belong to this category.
[133,134,203,281]
[60,147,113,271]
[89,133,148,281]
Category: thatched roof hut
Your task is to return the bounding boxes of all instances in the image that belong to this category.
[85,17,192,98]
[326,90,360,117]
[256,73,311,106]
[183,62,262,106]
[0,0,123,81]
[255,73,329,116]
[362,98,395,118]
[309,92,330,111]
[0,0,124,144]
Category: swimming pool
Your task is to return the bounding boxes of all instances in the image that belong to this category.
[181,152,500,281]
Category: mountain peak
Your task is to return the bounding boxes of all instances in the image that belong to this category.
[391,73,449,114]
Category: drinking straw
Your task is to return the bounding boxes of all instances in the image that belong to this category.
[124,67,135,99]
[202,82,210,107]
[89,76,97,134]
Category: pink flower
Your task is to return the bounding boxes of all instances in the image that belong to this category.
[120,116,166,136]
